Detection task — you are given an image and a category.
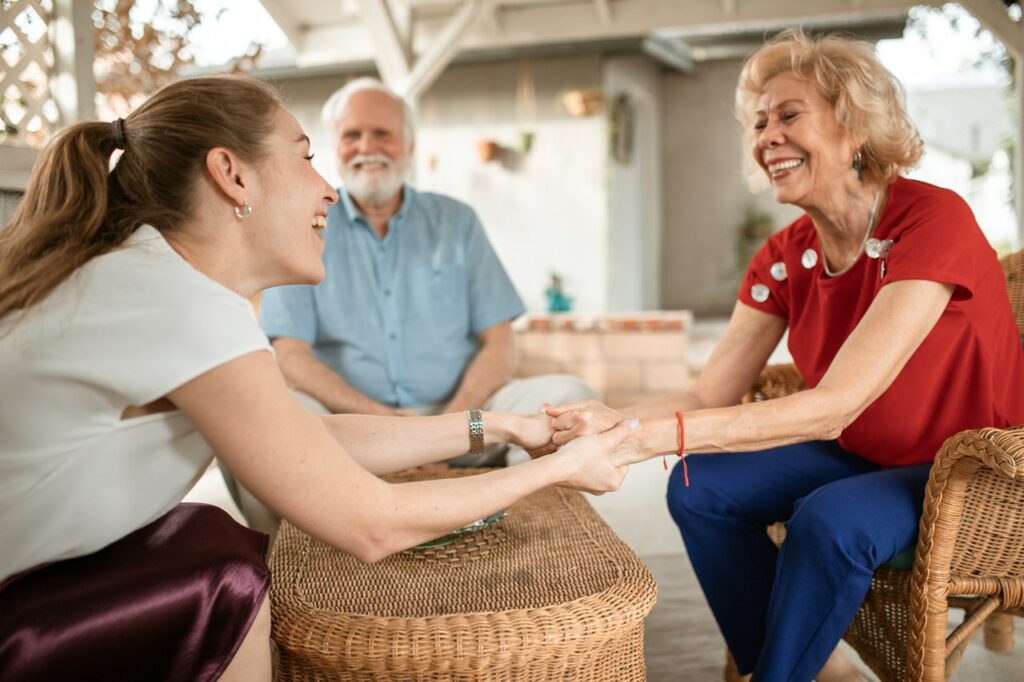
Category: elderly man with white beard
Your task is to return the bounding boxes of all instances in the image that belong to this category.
[220,78,595,534]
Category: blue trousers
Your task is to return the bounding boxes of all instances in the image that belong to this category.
[666,441,931,682]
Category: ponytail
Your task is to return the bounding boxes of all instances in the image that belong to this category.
[0,122,120,322]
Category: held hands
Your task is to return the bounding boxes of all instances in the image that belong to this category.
[505,403,645,494]
[544,400,624,445]
[553,420,640,494]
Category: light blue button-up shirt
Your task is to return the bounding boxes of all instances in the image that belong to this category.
[260,186,525,407]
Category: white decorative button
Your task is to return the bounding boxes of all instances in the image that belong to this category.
[865,238,893,259]
[750,283,770,302]
[770,261,788,281]
[801,249,818,269]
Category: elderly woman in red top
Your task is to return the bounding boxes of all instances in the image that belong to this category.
[546,29,1024,682]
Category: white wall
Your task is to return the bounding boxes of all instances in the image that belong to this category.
[414,56,609,313]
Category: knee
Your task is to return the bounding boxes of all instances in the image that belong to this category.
[785,493,868,563]
[666,459,712,530]
[666,463,687,526]
[542,374,599,403]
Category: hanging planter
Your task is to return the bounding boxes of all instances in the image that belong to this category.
[519,130,534,154]
[476,138,500,162]
[561,88,605,117]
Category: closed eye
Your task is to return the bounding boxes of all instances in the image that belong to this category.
[304,153,315,161]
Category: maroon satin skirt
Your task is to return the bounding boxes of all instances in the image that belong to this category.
[0,503,270,682]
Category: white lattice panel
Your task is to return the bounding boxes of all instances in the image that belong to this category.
[1,0,58,148]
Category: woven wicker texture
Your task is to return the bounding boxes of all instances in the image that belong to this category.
[741,363,807,403]
[725,249,1024,682]
[270,468,657,681]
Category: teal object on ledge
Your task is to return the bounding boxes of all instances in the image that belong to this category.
[546,289,573,313]
[546,273,573,313]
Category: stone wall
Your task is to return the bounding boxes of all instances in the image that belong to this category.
[514,312,692,407]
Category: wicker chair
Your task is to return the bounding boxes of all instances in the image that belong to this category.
[724,247,1024,681]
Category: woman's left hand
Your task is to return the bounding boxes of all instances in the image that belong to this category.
[507,411,558,458]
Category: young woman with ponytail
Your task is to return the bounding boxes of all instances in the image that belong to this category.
[0,76,638,681]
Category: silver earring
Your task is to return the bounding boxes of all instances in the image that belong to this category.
[234,201,252,221]
[852,150,865,181]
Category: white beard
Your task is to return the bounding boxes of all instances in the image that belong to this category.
[340,153,410,207]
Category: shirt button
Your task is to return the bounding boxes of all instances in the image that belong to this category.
[389,333,397,340]
[384,289,391,296]
[801,248,818,269]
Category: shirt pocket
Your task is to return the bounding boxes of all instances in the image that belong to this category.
[410,265,471,338]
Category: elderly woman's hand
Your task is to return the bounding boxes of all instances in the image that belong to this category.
[545,400,625,445]
[553,420,640,494]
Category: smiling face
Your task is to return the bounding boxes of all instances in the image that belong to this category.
[752,71,858,209]
[251,107,338,285]
[334,89,411,206]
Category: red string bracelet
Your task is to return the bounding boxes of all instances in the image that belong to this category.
[676,411,689,487]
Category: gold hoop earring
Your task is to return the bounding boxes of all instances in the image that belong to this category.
[234,201,253,221]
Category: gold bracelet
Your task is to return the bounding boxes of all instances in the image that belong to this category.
[466,408,485,456]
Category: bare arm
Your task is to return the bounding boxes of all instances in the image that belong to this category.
[321,410,554,475]
[169,351,635,562]
[442,321,516,413]
[625,279,954,458]
[272,337,395,415]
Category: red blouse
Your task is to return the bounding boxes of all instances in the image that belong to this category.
[739,177,1024,467]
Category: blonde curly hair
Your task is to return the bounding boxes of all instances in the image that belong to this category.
[735,29,923,187]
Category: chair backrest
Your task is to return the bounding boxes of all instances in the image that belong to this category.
[1000,248,1024,338]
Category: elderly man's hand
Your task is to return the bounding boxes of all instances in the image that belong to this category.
[545,400,624,445]
[392,408,420,416]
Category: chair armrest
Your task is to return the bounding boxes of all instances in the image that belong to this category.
[931,424,1024,481]
[913,425,1024,601]
[742,363,808,403]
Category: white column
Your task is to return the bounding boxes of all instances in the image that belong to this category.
[51,0,95,125]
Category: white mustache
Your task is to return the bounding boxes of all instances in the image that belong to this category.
[347,154,393,171]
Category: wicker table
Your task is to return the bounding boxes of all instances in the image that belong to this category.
[269,469,657,681]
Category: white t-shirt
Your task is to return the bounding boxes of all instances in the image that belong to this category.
[0,225,271,581]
